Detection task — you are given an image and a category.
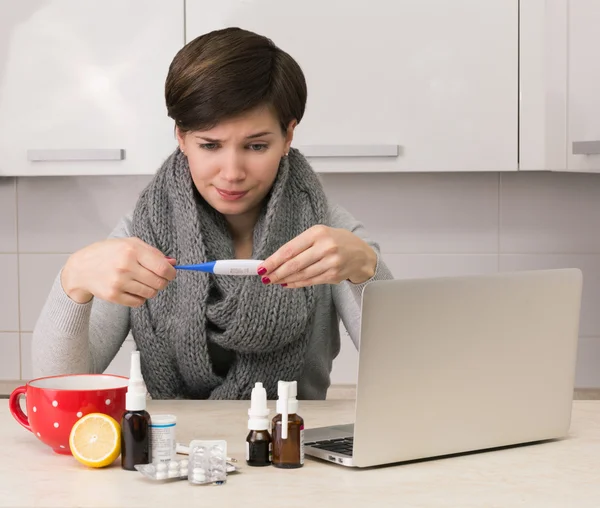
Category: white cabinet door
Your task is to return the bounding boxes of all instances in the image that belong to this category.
[568,0,600,172]
[0,1,183,176]
[185,0,518,173]
[518,0,568,171]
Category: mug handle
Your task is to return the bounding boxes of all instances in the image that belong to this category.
[9,386,31,432]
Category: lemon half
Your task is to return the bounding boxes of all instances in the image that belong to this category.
[69,413,121,468]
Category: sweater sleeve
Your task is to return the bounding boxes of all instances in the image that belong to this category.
[329,203,394,350]
[31,214,134,377]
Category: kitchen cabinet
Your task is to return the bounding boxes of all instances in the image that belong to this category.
[567,0,600,172]
[519,0,600,173]
[185,0,519,173]
[0,0,184,177]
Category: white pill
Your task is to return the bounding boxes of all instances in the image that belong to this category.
[156,463,167,472]
[179,459,188,468]
[192,473,206,483]
[168,469,180,478]
[168,461,179,470]
[192,467,205,475]
[156,471,167,480]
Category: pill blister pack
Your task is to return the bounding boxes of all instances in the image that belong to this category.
[187,439,227,485]
[135,459,190,481]
[135,455,236,482]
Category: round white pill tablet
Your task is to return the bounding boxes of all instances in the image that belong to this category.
[168,461,179,470]
[192,467,205,474]
[156,463,167,472]
[179,459,188,469]
[192,473,206,483]
[156,471,167,480]
[168,469,180,478]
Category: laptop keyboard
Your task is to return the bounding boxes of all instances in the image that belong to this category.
[305,437,354,456]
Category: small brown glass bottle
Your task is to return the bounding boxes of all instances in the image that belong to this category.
[121,351,151,471]
[246,382,272,466]
[272,381,304,469]
[246,429,272,466]
[121,410,151,470]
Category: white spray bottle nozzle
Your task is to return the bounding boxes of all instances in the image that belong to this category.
[276,380,299,440]
[248,382,269,430]
[278,381,289,439]
[125,351,147,411]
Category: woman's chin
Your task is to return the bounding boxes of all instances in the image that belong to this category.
[210,199,254,216]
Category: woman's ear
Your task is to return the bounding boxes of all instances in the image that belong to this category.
[284,119,297,154]
[175,126,186,153]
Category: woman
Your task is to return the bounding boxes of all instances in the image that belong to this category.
[32,27,393,400]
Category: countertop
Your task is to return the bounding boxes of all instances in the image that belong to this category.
[1,399,599,507]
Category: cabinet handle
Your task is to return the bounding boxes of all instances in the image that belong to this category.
[27,149,125,161]
[572,141,600,155]
[295,144,399,158]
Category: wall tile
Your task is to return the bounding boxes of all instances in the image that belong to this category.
[320,172,499,253]
[382,253,498,279]
[19,254,69,331]
[0,254,19,331]
[500,172,600,253]
[20,333,32,380]
[17,175,152,253]
[575,337,600,387]
[499,254,600,337]
[0,333,20,380]
[0,178,17,253]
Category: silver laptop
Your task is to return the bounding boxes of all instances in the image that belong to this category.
[304,268,583,468]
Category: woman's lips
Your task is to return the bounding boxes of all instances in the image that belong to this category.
[215,188,248,201]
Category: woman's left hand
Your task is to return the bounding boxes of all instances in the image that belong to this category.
[257,225,378,288]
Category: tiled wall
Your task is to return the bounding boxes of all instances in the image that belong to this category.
[1,171,600,387]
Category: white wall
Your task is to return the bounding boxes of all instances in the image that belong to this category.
[1,171,600,387]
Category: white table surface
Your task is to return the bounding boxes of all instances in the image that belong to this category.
[1,399,599,507]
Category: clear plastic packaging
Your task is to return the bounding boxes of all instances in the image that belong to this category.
[187,439,228,485]
[135,458,189,481]
[135,456,236,482]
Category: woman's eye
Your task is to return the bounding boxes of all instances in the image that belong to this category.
[199,143,219,150]
[248,144,268,152]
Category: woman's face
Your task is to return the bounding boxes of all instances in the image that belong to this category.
[177,106,295,220]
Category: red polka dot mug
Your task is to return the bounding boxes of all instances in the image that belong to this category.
[9,374,129,455]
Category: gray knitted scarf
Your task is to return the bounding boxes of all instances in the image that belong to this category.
[129,147,328,400]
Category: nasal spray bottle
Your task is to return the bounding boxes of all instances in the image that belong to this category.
[246,382,272,466]
[121,351,151,470]
[271,380,304,468]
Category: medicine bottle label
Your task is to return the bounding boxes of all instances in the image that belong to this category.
[300,425,304,465]
[149,423,176,464]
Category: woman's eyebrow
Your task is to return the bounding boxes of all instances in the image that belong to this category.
[194,131,274,143]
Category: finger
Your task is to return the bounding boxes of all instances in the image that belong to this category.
[136,246,177,281]
[265,246,324,284]
[284,270,341,289]
[258,228,319,276]
[275,257,331,285]
[116,293,147,308]
[131,264,171,292]
[122,280,159,300]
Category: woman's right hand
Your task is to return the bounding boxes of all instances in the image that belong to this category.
[60,237,177,307]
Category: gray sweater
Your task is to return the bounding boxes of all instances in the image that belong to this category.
[31,203,393,399]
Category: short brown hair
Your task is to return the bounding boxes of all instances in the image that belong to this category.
[165,27,307,133]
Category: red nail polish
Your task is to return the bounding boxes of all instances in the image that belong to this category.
[261,276,271,284]
[165,256,175,260]
[281,283,288,287]
[257,267,267,276]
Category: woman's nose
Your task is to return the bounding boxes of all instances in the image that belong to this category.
[220,151,246,181]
